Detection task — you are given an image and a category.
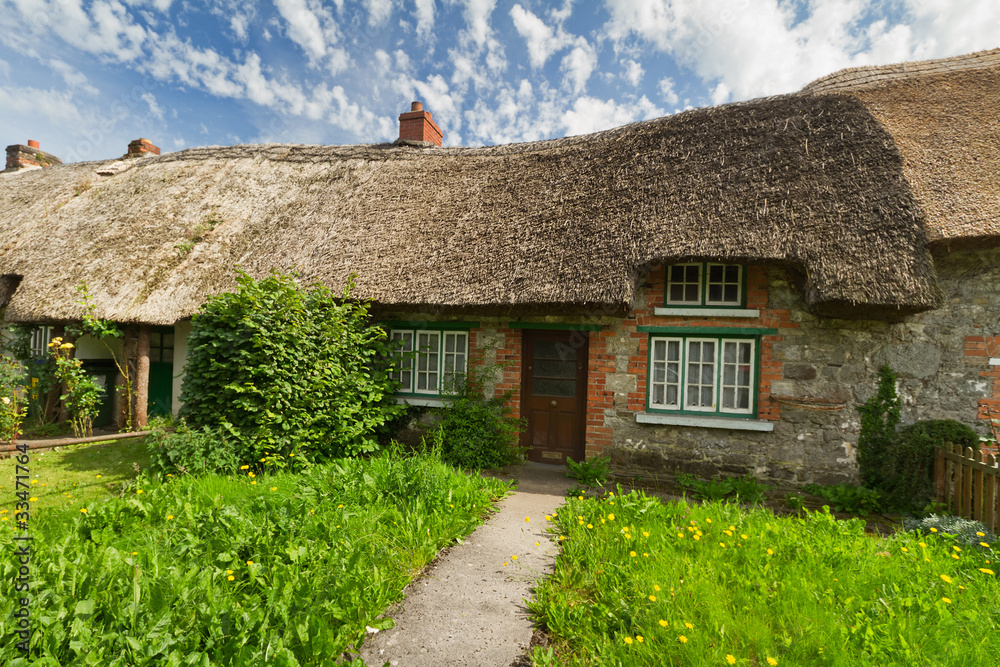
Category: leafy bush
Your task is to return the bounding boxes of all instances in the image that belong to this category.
[802,482,882,515]
[0,355,25,444]
[881,420,980,512]
[856,364,900,490]
[48,336,101,438]
[567,456,611,487]
[676,472,770,504]
[146,423,248,476]
[903,514,997,546]
[434,346,524,470]
[179,270,400,465]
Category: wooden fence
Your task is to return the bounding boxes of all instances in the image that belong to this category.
[934,442,1000,533]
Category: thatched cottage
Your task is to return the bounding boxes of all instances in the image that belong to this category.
[2,49,999,484]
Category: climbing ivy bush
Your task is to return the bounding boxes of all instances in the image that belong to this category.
[856,364,900,491]
[178,270,399,466]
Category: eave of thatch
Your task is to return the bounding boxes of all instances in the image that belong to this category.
[0,82,946,325]
[801,48,1000,249]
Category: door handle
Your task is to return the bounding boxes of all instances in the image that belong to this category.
[550,400,557,407]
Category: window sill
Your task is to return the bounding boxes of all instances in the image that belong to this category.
[636,413,775,432]
[654,307,760,318]
[395,396,446,408]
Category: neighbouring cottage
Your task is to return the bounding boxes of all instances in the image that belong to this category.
[2,49,999,486]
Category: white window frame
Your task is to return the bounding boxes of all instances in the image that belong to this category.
[649,335,756,417]
[391,328,469,396]
[29,326,54,358]
[704,263,744,307]
[665,263,703,305]
[664,262,744,307]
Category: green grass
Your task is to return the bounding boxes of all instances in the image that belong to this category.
[1,437,150,515]
[1,450,509,666]
[529,489,1000,666]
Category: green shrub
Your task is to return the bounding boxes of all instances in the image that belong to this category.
[567,455,611,487]
[881,419,980,512]
[903,514,997,546]
[435,391,524,469]
[146,423,248,476]
[179,270,400,466]
[856,364,900,490]
[802,482,882,515]
[676,472,770,504]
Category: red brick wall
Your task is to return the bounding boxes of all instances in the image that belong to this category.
[968,335,1000,430]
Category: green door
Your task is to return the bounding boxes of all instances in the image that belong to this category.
[147,328,175,418]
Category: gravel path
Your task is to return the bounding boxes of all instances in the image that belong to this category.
[358,463,573,667]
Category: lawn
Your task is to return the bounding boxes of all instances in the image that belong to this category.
[529,489,1000,666]
[0,447,509,666]
[1,437,150,515]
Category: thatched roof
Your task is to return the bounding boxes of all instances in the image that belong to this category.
[802,48,1000,250]
[8,50,996,325]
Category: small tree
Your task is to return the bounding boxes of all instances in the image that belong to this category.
[856,364,900,490]
[179,270,399,464]
[72,285,134,432]
[48,337,101,438]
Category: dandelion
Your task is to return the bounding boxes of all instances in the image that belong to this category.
[942,597,952,604]
[227,575,235,581]
[624,637,633,645]
[271,487,277,491]
[29,497,37,502]
[525,516,530,522]
[930,527,938,533]
[251,481,257,485]
[693,535,700,541]
[643,531,649,537]
[636,636,644,643]
[247,560,254,565]
[30,480,37,484]
[654,584,661,591]
[679,635,688,644]
[630,551,637,558]
[767,658,778,666]
[512,555,518,561]
[587,524,593,529]
[901,547,909,552]
[227,570,233,574]
[544,515,551,521]
[979,568,995,575]
[951,554,959,559]
[940,574,953,583]
[684,623,693,630]
[720,542,726,548]
[535,541,540,546]
[79,509,87,514]
[659,619,668,627]
[136,490,143,494]
[706,518,712,523]
[767,548,773,556]
[559,536,566,541]
[96,475,102,479]
[131,552,138,555]
[240,465,249,470]
[677,533,685,538]
[579,495,584,500]
[337,504,343,508]
[608,514,615,521]
[166,515,173,520]
[953,546,962,552]
[977,532,986,537]
[649,595,656,601]
[727,656,737,665]
[741,534,748,540]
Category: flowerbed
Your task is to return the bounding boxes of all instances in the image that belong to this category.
[1,452,508,665]
[530,490,1000,666]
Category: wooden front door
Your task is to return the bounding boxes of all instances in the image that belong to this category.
[521,330,589,464]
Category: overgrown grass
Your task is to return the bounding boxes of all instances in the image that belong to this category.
[1,451,509,665]
[529,489,1000,666]
[0,438,150,513]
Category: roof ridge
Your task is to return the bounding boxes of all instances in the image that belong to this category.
[800,47,1000,95]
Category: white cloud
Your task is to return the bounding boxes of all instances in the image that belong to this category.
[460,0,498,47]
[510,4,571,68]
[623,58,643,86]
[414,0,435,41]
[122,0,173,12]
[560,40,597,94]
[140,91,164,120]
[364,0,393,27]
[0,58,9,78]
[48,59,97,93]
[561,95,663,136]
[274,0,328,62]
[2,0,148,62]
[657,77,678,105]
[710,81,729,105]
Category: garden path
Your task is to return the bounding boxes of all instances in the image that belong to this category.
[357,462,573,667]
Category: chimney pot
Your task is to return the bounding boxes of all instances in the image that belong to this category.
[27,140,39,149]
[397,100,443,148]
[127,138,161,157]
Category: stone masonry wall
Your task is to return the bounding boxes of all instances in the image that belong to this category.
[593,249,1000,488]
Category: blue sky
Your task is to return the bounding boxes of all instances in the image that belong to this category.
[1,0,996,163]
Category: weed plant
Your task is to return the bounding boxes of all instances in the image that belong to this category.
[676,473,770,504]
[0,451,509,664]
[566,456,610,488]
[530,488,1000,666]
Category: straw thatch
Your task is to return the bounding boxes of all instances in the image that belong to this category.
[5,52,982,325]
[802,48,1000,249]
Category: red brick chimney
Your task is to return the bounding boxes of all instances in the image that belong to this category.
[397,101,443,147]
[4,140,62,172]
[127,138,160,157]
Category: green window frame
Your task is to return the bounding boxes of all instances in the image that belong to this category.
[647,334,758,417]
[665,263,746,308]
[390,328,469,396]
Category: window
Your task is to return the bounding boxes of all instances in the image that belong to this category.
[648,335,756,416]
[150,328,174,363]
[665,263,744,307]
[391,329,468,395]
[29,326,54,358]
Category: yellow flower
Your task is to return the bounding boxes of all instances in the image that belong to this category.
[684,622,693,630]
[271,487,277,491]
[29,497,37,502]
[649,595,656,601]
[977,532,986,537]
[919,542,926,548]
[930,527,938,532]
[337,504,344,508]
[677,533,684,538]
[659,619,668,627]
[624,637,633,645]
[227,570,233,574]
[247,560,254,565]
[979,568,995,575]
[706,518,712,523]
[240,465,249,470]
[678,635,688,644]
[767,548,773,556]
[512,555,518,561]
[60,342,74,349]
[131,552,138,555]
[251,481,257,485]
[608,514,615,521]
[227,575,235,581]
[96,475,102,479]
[940,574,953,584]
[693,535,700,541]
[727,655,737,665]
[981,542,991,548]
[630,551,637,557]
[30,480,38,485]
[136,490,143,494]
[741,534,748,540]
[524,516,530,522]
[636,636,644,643]
[942,597,952,604]
[953,546,962,552]
[767,658,778,666]
[654,584,661,591]
[166,515,173,520]
[587,524,593,529]
[79,509,87,514]
[544,515,551,521]
[579,495,584,500]
[951,554,959,560]
[720,542,726,548]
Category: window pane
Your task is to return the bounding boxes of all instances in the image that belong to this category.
[668,340,680,361]
[667,264,702,304]
[706,263,741,305]
[536,359,577,378]
[533,378,575,397]
[685,265,699,282]
[684,285,699,302]
[724,285,738,302]
[164,333,174,348]
[708,284,722,302]
[685,341,716,409]
[708,264,723,282]
[649,337,681,409]
[720,340,754,413]
[725,265,739,282]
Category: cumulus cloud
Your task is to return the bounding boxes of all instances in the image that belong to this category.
[364,0,393,27]
[140,91,164,120]
[561,95,663,136]
[414,0,435,41]
[560,40,597,94]
[510,3,571,68]
[274,0,328,62]
[657,77,678,105]
[623,58,643,86]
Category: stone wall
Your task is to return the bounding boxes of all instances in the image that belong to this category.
[595,249,1000,488]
